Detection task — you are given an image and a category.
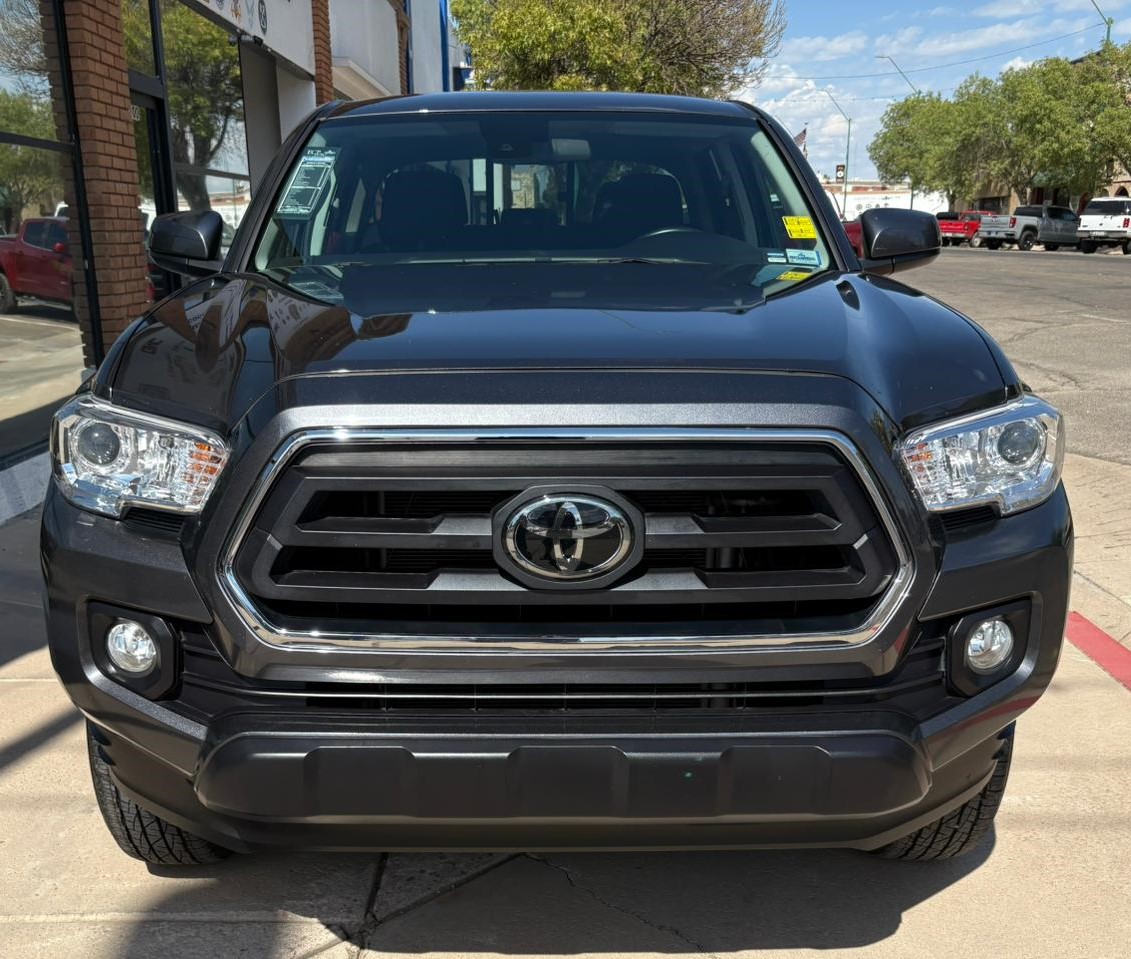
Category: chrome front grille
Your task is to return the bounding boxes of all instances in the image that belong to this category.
[220,429,912,652]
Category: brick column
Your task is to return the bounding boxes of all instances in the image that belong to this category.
[311,0,335,103]
[61,1,149,366]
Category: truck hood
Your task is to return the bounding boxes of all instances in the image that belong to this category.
[105,271,1015,434]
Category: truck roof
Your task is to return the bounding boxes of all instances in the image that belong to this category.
[327,91,758,121]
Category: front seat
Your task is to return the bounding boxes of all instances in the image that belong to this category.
[597,173,684,241]
[375,169,468,252]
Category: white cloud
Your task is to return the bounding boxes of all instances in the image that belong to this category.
[780,31,870,62]
[1000,56,1033,71]
[875,15,1094,57]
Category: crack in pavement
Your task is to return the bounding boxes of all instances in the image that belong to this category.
[525,854,720,957]
[354,854,519,954]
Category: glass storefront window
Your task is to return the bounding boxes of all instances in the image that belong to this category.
[161,0,249,180]
[122,0,157,76]
[0,0,61,141]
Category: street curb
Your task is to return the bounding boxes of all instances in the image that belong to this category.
[1066,612,1131,693]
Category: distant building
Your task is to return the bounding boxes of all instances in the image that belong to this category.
[820,181,948,219]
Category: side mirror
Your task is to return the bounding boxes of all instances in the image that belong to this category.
[858,208,940,276]
[52,241,69,255]
[148,210,225,278]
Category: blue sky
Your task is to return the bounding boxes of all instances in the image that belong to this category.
[746,0,1131,182]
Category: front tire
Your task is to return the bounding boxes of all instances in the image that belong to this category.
[0,272,16,313]
[87,722,232,866]
[874,726,1013,861]
[1081,240,1098,254]
[969,236,983,248]
[1122,240,1131,255]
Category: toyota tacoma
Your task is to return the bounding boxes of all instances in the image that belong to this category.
[43,93,1072,865]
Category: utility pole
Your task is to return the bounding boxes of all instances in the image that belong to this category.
[877,55,921,210]
[824,90,851,221]
[1090,0,1114,46]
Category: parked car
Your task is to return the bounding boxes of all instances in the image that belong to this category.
[45,92,1070,867]
[843,217,863,257]
[0,216,72,311]
[937,210,991,247]
[1077,196,1131,254]
[978,205,1079,251]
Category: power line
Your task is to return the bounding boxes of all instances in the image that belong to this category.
[763,25,1101,81]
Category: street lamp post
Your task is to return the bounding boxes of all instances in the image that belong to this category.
[876,55,921,210]
[824,90,851,221]
[1090,0,1114,45]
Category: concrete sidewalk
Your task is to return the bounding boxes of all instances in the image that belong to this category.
[1,507,1130,959]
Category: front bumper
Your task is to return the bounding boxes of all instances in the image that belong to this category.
[43,475,1072,852]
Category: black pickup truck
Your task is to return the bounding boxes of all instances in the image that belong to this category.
[44,92,1071,866]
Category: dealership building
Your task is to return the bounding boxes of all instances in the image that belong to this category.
[0,0,458,508]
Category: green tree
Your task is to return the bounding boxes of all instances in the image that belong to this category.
[123,1,244,211]
[451,0,786,97]
[868,94,951,203]
[0,90,61,231]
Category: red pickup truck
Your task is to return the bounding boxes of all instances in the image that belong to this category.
[0,216,73,312]
[937,211,992,247]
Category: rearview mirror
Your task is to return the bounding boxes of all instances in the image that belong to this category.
[858,208,940,276]
[148,210,225,278]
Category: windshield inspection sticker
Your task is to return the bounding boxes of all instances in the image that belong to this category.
[786,249,821,267]
[277,147,338,216]
[782,216,817,240]
[777,270,813,281]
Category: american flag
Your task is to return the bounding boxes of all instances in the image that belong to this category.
[793,127,808,157]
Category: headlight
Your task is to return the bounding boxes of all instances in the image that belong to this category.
[51,395,229,518]
[900,397,1064,515]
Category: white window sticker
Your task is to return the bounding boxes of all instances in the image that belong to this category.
[277,148,338,217]
[786,249,821,267]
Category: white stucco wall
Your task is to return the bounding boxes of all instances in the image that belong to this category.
[330,0,402,97]
[411,0,445,93]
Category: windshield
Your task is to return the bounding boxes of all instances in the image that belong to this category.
[1083,199,1131,215]
[251,111,834,314]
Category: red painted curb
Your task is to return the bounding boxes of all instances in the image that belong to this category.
[1066,612,1131,693]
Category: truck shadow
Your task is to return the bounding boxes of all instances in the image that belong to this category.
[121,838,994,957]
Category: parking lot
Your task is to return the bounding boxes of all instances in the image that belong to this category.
[1,248,1129,959]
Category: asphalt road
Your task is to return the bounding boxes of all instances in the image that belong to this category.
[910,245,1131,466]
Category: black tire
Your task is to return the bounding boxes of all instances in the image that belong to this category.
[874,727,1013,861]
[1017,231,1036,252]
[1044,243,1059,252]
[1081,240,1097,254]
[87,722,232,866]
[986,240,1002,250]
[0,271,16,313]
[1122,240,1130,255]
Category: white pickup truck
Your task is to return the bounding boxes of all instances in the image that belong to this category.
[978,205,1080,252]
[1077,196,1131,254]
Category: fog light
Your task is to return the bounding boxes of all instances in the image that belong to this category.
[106,621,158,675]
[966,618,1014,673]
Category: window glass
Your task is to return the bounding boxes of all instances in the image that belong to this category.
[0,0,63,142]
[121,0,157,75]
[160,0,249,187]
[0,141,79,465]
[252,112,834,314]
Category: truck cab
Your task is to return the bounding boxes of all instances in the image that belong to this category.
[0,216,73,311]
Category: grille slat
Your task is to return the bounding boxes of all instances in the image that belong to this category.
[231,440,901,641]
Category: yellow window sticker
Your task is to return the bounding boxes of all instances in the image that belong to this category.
[777,271,812,281]
[782,216,817,240]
